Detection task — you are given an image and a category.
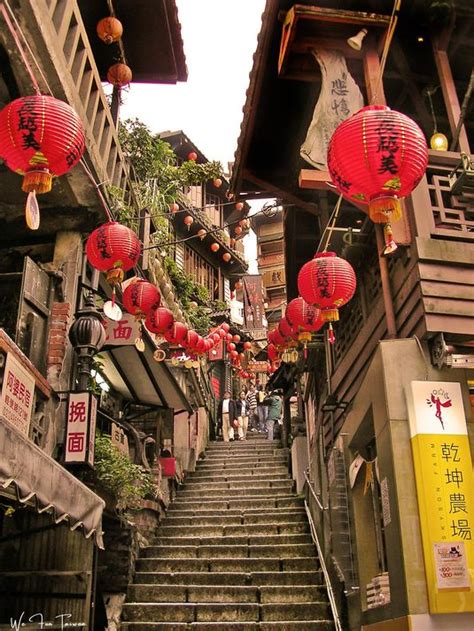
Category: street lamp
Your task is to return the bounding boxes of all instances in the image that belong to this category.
[69,293,106,390]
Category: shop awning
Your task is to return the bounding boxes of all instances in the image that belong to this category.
[101,343,192,412]
[0,419,105,548]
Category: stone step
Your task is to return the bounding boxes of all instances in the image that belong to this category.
[176,487,294,499]
[133,570,324,586]
[168,497,303,512]
[195,463,287,472]
[186,473,291,483]
[163,510,307,527]
[196,456,287,466]
[152,533,313,547]
[178,478,294,497]
[122,622,334,631]
[141,543,316,559]
[157,522,310,538]
[122,602,330,623]
[135,557,318,574]
[127,584,327,604]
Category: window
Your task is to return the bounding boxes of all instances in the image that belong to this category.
[183,245,219,300]
[205,194,223,227]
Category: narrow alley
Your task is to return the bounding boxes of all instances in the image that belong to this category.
[122,433,334,630]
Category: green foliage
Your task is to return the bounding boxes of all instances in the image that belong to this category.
[93,433,157,512]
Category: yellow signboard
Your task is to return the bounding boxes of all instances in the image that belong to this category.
[407,381,474,613]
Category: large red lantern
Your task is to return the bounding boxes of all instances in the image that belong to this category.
[123,279,160,319]
[0,95,85,229]
[164,322,188,345]
[146,307,174,334]
[286,298,323,333]
[278,318,295,339]
[86,222,141,284]
[298,252,356,343]
[328,105,428,253]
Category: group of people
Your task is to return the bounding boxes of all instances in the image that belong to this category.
[217,383,282,442]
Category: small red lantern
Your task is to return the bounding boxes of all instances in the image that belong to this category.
[218,328,226,338]
[225,333,233,342]
[328,105,428,253]
[243,341,252,351]
[235,281,243,291]
[107,63,132,87]
[197,229,206,240]
[188,151,198,161]
[86,222,141,294]
[233,334,241,343]
[212,332,221,343]
[239,219,249,229]
[185,330,199,349]
[96,17,123,44]
[170,202,179,213]
[222,253,232,263]
[230,350,239,360]
[227,342,236,352]
[184,215,194,230]
[211,242,220,252]
[146,306,174,334]
[213,178,222,188]
[123,279,160,319]
[165,321,188,345]
[221,323,230,333]
[235,202,244,211]
[0,95,85,229]
[278,318,295,339]
[267,344,278,362]
[234,226,242,236]
[286,297,323,333]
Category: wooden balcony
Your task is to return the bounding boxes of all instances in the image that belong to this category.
[320,150,474,448]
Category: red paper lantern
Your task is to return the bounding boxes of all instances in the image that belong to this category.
[298,252,356,322]
[170,202,179,213]
[146,307,174,334]
[221,323,230,333]
[232,334,241,343]
[96,17,123,44]
[107,63,132,87]
[123,279,160,319]
[328,105,428,252]
[243,341,252,351]
[225,333,233,342]
[197,229,207,240]
[184,215,194,230]
[230,350,238,360]
[211,243,220,252]
[213,178,222,188]
[222,253,231,263]
[235,281,243,291]
[165,321,188,345]
[185,330,199,349]
[0,95,85,228]
[212,332,221,343]
[86,222,141,287]
[272,328,287,347]
[286,297,323,332]
[234,226,242,236]
[235,202,244,211]
[267,343,278,362]
[188,152,198,161]
[227,342,236,352]
[218,328,226,338]
[278,318,294,339]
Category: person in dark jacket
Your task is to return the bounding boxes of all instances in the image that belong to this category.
[218,391,237,442]
[264,390,282,441]
[235,390,250,440]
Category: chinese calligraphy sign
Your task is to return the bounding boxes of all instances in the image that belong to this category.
[65,392,97,466]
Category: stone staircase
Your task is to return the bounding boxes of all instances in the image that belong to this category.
[122,435,335,630]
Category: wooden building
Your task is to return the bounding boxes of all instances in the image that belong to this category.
[232,2,474,630]
[0,0,190,627]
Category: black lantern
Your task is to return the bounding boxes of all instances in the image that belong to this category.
[69,293,106,390]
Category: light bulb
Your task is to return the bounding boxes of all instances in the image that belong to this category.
[430,132,448,151]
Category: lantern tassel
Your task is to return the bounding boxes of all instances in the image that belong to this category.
[382,222,398,256]
[328,323,335,345]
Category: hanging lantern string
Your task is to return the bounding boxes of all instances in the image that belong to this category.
[371,0,402,104]
[0,2,44,94]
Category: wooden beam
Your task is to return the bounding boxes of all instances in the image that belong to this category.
[299,169,331,191]
[433,44,470,154]
[243,169,321,216]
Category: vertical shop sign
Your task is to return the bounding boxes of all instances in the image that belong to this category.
[242,275,265,330]
[0,352,35,435]
[65,392,97,466]
[407,381,474,613]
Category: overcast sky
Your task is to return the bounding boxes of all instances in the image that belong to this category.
[121,0,267,272]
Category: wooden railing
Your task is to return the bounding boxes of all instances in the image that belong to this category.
[29,0,135,203]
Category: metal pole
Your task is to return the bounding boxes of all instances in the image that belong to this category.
[375,226,397,338]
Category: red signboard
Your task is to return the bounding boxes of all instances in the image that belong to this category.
[243,275,265,330]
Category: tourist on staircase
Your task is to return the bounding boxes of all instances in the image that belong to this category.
[235,390,250,440]
[218,390,237,442]
[264,389,282,441]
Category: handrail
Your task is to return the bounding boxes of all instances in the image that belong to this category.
[304,498,343,631]
[304,467,328,511]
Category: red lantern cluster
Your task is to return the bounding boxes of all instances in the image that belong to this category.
[328,105,428,253]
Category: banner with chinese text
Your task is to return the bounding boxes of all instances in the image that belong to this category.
[242,275,265,330]
[65,392,97,466]
[0,352,35,435]
[407,381,474,613]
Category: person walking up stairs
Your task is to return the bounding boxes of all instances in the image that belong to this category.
[122,434,336,630]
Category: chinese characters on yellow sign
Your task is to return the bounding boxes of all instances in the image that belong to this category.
[407,381,474,613]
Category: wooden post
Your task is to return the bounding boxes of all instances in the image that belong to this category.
[363,41,397,339]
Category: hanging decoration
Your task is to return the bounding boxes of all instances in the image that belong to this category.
[222,253,231,263]
[145,306,174,335]
[107,62,132,87]
[184,215,194,230]
[213,178,222,188]
[0,95,85,230]
[235,202,244,211]
[164,321,188,346]
[197,229,207,240]
[123,279,161,351]
[328,105,428,255]
[297,252,356,343]
[211,242,220,252]
[86,222,141,321]
[96,17,123,44]
[285,297,324,356]
[187,151,198,161]
[170,202,179,213]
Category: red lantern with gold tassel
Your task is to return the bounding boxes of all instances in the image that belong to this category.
[285,297,324,357]
[145,306,174,335]
[297,252,356,344]
[328,105,428,254]
[123,279,160,351]
[0,95,85,230]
